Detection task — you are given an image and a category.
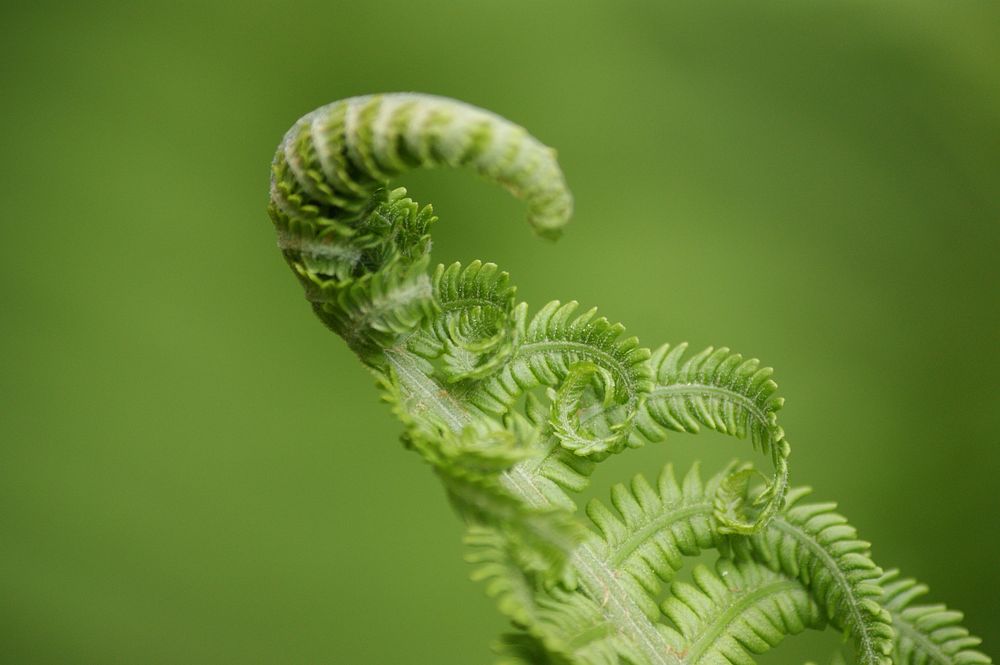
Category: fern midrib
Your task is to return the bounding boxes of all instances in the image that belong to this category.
[771,518,879,664]
[572,546,682,665]
[648,383,772,437]
[500,438,584,517]
[385,348,472,431]
[890,611,951,665]
[683,578,803,665]
[276,229,363,263]
[516,339,637,393]
[606,503,713,568]
[502,462,559,511]
[499,470,682,665]
[438,296,507,311]
[384,351,572,508]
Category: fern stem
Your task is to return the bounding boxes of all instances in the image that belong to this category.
[385,348,472,431]
[499,472,682,665]
[570,547,681,665]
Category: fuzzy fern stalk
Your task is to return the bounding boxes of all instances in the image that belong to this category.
[268,93,990,665]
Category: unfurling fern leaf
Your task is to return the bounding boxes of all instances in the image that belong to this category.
[408,260,519,381]
[736,489,895,665]
[636,343,790,535]
[469,300,653,458]
[878,570,990,665]
[265,93,991,665]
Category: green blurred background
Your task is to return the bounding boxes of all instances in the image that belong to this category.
[2,1,998,662]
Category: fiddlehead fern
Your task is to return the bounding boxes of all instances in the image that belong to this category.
[266,93,991,665]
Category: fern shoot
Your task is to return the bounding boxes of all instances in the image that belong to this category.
[267,93,990,665]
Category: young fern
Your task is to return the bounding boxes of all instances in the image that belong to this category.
[267,93,990,665]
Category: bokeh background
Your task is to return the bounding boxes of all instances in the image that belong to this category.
[2,1,998,663]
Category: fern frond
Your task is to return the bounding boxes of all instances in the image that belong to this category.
[413,260,518,382]
[636,344,784,446]
[575,464,893,665]
[635,343,789,535]
[516,464,787,665]
[738,489,894,665]
[470,531,638,665]
[470,301,653,457]
[660,558,824,665]
[549,361,631,456]
[431,260,516,348]
[501,392,598,512]
[878,569,991,665]
[308,255,436,358]
[527,588,641,665]
[585,463,725,612]
[382,374,582,583]
[275,184,434,281]
[443,466,584,585]
[466,525,541,627]
[266,93,990,665]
